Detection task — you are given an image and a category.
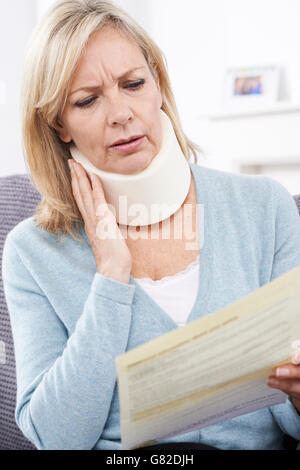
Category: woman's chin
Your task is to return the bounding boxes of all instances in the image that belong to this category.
[117,152,155,175]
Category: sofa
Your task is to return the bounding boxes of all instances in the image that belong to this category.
[0,173,300,450]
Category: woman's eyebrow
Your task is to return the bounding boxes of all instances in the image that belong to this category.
[69,66,146,96]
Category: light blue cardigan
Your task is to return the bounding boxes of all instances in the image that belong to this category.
[2,163,300,450]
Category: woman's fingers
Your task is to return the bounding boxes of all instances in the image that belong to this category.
[90,172,106,200]
[90,173,113,220]
[68,159,132,280]
[69,160,118,238]
[69,160,97,222]
[69,160,88,220]
[267,373,300,395]
[73,161,95,212]
[267,359,300,412]
[292,348,300,365]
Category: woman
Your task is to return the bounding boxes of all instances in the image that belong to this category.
[2,0,300,451]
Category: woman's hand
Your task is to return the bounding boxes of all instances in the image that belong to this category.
[68,159,132,284]
[267,348,300,414]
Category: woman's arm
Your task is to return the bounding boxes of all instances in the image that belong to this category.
[2,233,135,450]
[263,177,300,441]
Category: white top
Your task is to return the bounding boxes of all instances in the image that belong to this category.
[133,255,200,327]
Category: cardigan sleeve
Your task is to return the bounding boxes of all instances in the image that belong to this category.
[2,233,136,450]
[265,177,300,441]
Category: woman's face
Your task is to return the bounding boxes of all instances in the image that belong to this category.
[58,26,163,175]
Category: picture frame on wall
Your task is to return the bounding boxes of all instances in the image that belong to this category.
[222,66,281,108]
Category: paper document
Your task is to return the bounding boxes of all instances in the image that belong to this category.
[115,267,300,450]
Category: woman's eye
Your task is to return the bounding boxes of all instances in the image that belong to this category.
[125,79,145,90]
[75,80,145,108]
[75,97,97,108]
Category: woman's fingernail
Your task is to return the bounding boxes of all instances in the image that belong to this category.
[68,160,74,170]
[276,367,290,377]
[268,378,280,386]
[292,350,300,364]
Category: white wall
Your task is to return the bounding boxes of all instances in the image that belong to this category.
[0,0,154,178]
[146,1,300,136]
[36,0,154,32]
[147,0,300,115]
[0,1,36,177]
[36,0,55,20]
[2,0,300,193]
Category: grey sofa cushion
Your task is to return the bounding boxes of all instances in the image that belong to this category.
[0,174,41,450]
[0,175,300,450]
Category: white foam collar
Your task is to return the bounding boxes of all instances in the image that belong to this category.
[70,110,191,226]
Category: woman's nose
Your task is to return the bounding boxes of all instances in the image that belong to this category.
[106,95,133,126]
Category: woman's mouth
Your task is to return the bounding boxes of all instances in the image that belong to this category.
[110,136,145,154]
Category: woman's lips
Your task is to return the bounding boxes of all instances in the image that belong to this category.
[110,136,145,154]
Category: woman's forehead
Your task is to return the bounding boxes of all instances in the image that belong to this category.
[82,27,144,67]
[70,27,147,87]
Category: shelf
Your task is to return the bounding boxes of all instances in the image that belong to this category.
[232,155,300,166]
[200,101,300,120]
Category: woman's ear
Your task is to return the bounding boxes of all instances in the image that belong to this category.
[155,74,163,109]
[56,119,72,144]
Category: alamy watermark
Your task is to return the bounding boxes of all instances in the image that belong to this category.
[0,341,6,365]
[95,199,205,252]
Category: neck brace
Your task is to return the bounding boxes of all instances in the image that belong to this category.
[69,109,191,226]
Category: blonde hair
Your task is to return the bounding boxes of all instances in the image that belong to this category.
[21,0,202,241]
